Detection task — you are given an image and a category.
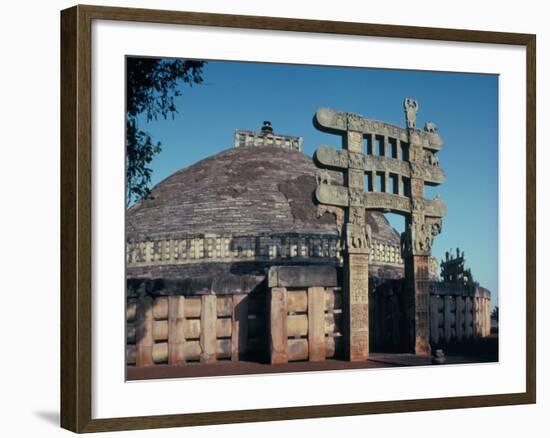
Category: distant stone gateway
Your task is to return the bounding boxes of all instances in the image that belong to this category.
[125,102,492,374]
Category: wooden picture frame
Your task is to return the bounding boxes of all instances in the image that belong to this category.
[60,4,536,433]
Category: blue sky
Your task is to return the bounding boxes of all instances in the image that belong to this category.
[134,59,499,308]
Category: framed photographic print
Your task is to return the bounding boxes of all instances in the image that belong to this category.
[60,4,536,433]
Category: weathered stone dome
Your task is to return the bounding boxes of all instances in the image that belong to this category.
[127,146,399,243]
[126,146,403,291]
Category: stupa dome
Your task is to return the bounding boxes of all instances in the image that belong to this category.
[128,146,399,242]
[126,145,403,292]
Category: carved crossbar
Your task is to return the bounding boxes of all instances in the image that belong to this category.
[314,107,443,151]
[315,184,446,217]
[315,145,446,185]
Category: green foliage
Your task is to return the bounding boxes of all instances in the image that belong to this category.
[126,57,206,206]
[491,306,499,322]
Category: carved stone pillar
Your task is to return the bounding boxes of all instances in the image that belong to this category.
[343,128,370,361]
[231,294,248,361]
[168,295,186,365]
[398,174,403,196]
[344,251,369,361]
[456,295,465,342]
[269,287,288,364]
[200,295,217,363]
[397,139,402,161]
[136,295,153,367]
[404,247,432,356]
[308,287,326,361]
[367,133,375,155]
[430,294,440,345]
[404,131,433,356]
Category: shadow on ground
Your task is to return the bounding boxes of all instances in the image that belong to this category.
[34,411,59,427]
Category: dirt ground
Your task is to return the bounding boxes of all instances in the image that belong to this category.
[127,335,498,381]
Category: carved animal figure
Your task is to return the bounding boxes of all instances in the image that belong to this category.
[424,151,440,167]
[424,121,438,133]
[349,224,371,250]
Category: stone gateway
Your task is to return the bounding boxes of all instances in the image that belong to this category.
[312,100,445,357]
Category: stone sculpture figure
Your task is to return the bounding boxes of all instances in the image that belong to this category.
[350,208,363,225]
[414,222,432,253]
[349,189,363,206]
[424,150,440,167]
[404,98,419,129]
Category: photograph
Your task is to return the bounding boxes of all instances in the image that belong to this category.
[0,0,542,435]
[124,57,499,380]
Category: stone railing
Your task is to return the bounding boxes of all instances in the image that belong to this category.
[126,265,345,368]
[126,265,492,369]
[127,293,252,366]
[234,129,303,152]
[370,241,403,265]
[267,266,343,363]
[370,280,492,352]
[126,233,404,267]
[428,283,491,345]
